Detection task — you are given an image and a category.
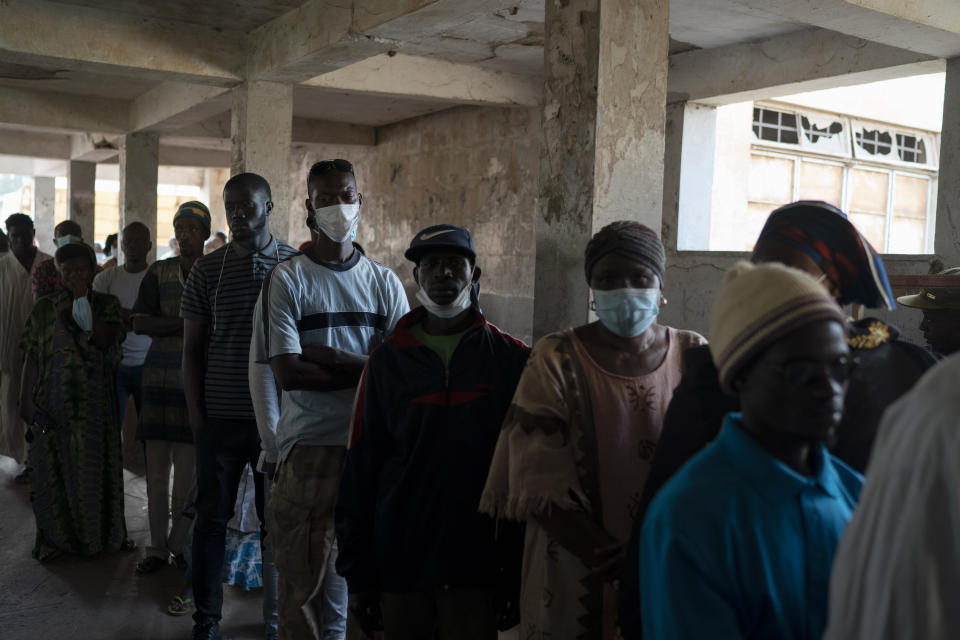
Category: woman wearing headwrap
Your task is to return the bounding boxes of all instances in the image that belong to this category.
[18,238,129,561]
[480,221,706,640]
[618,200,937,639]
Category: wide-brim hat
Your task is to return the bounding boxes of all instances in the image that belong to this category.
[897,267,960,309]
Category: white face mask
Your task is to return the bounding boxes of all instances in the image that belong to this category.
[416,283,472,319]
[311,203,360,243]
[72,295,93,332]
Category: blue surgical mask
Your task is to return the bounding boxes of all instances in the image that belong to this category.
[56,234,82,248]
[72,296,93,332]
[592,288,660,338]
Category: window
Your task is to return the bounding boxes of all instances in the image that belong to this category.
[753,107,799,144]
[896,134,927,164]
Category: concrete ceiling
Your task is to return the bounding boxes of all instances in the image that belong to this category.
[45,0,302,32]
[293,87,458,127]
[0,0,958,158]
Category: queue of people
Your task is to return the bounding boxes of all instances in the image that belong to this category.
[1,158,959,640]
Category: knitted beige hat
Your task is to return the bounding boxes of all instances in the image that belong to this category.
[709,261,846,394]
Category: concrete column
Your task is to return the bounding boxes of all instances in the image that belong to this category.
[202,167,230,237]
[230,81,293,243]
[676,103,718,251]
[119,132,160,264]
[33,176,56,252]
[533,0,670,339]
[935,57,960,266]
[68,160,96,245]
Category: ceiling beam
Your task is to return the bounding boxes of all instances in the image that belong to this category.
[0,127,70,159]
[729,0,960,58]
[0,0,243,85]
[167,113,377,147]
[131,82,233,133]
[0,87,129,133]
[302,53,540,107]
[246,0,438,83]
[668,28,942,105]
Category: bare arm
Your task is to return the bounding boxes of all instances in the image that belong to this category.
[132,315,183,336]
[182,318,209,435]
[270,352,363,393]
[301,344,368,380]
[19,355,39,425]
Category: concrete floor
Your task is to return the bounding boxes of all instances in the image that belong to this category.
[0,406,266,640]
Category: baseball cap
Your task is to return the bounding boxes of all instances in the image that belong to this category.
[404,224,476,263]
[897,267,960,309]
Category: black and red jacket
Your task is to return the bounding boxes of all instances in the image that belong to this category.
[334,306,529,593]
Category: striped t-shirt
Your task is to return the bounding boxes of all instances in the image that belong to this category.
[180,237,298,420]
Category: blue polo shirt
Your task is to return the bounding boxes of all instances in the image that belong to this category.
[640,413,862,640]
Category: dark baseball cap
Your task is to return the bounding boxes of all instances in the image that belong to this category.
[404,224,476,263]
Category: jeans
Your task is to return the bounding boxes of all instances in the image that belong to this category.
[321,543,348,640]
[192,418,266,628]
[263,476,280,638]
[115,365,143,425]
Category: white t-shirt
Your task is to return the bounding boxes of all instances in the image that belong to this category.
[258,251,409,460]
[93,265,153,367]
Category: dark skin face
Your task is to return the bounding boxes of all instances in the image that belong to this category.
[413,250,480,335]
[59,255,95,298]
[574,254,669,377]
[175,218,209,260]
[6,223,34,253]
[919,308,960,355]
[224,181,272,247]
[121,224,152,266]
[738,319,850,474]
[304,171,362,262]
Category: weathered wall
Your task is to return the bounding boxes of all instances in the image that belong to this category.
[287,105,540,345]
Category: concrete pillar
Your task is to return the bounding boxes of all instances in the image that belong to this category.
[68,160,96,245]
[119,132,160,264]
[532,0,670,339]
[33,176,56,252]
[202,167,230,237]
[676,103,718,251]
[230,81,293,243]
[935,57,960,266]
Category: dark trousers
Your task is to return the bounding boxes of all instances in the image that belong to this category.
[192,418,265,627]
[116,364,143,425]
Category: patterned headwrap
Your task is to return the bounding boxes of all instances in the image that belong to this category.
[173,201,211,232]
[755,200,895,310]
[584,221,665,285]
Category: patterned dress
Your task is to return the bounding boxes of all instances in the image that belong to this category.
[20,289,127,557]
[481,327,705,640]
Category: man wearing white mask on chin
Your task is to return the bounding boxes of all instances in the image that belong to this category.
[257,158,408,639]
[336,224,530,639]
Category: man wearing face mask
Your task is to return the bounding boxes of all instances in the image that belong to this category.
[336,224,529,639]
[256,159,408,639]
[0,214,51,481]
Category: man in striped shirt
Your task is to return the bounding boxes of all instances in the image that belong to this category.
[181,173,298,640]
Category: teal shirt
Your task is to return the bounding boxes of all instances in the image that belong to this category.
[640,413,863,640]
